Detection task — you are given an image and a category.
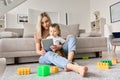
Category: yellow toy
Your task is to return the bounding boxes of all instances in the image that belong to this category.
[50,66,59,74]
[97,62,109,70]
[17,67,30,75]
[112,58,118,64]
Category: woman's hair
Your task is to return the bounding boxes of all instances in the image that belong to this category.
[36,12,51,39]
[50,23,61,36]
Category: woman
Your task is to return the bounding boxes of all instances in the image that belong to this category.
[34,12,88,77]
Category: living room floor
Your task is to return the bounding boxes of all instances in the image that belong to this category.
[1,51,120,80]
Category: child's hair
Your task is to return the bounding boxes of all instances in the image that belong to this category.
[50,23,61,36]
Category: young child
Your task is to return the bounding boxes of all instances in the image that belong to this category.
[46,23,66,57]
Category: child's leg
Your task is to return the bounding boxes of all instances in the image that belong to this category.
[66,63,88,77]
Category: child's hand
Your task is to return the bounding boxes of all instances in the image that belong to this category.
[50,45,57,52]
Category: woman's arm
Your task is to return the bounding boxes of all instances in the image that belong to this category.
[34,33,45,56]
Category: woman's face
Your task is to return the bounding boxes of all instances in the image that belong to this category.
[41,16,50,30]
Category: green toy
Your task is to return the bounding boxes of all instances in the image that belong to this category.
[100,60,112,66]
[37,65,50,76]
[82,56,89,60]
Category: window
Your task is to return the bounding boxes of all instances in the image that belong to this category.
[110,1,120,23]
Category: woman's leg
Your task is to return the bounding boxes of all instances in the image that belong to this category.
[39,51,68,68]
[39,51,88,77]
[62,36,77,62]
[66,63,88,77]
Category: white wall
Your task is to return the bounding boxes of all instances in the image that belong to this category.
[90,0,120,32]
[6,0,90,32]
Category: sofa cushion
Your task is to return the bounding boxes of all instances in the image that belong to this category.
[59,24,79,38]
[4,28,23,37]
[0,31,20,38]
[23,23,36,38]
[80,32,101,37]
[89,32,101,37]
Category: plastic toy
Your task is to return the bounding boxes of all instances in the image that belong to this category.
[51,66,59,74]
[97,62,109,70]
[37,65,50,76]
[100,60,112,66]
[82,56,89,60]
[17,67,30,75]
[112,58,118,64]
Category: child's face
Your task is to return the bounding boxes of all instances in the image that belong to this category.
[49,27,59,37]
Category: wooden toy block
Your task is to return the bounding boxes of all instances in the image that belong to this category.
[51,66,59,74]
[97,62,109,70]
[37,65,50,76]
[112,58,118,64]
[17,67,30,75]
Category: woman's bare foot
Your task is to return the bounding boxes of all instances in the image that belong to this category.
[64,68,72,72]
[79,67,88,77]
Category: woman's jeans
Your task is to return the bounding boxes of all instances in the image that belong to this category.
[39,36,77,68]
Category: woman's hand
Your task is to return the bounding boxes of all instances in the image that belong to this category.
[37,49,46,56]
[50,45,58,52]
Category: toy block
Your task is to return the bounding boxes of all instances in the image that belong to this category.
[17,67,30,75]
[51,66,59,74]
[97,62,109,70]
[82,56,89,60]
[37,65,50,76]
[112,58,118,64]
[100,60,112,66]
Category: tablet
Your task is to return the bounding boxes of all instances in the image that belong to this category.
[41,39,53,51]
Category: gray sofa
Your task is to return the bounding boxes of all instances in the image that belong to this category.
[0,24,107,64]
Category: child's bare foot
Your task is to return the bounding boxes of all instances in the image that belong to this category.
[79,67,88,77]
[64,68,72,72]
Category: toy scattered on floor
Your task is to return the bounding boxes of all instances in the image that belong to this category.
[82,56,89,60]
[97,62,110,70]
[100,60,112,66]
[112,58,118,64]
[50,66,59,74]
[37,65,50,76]
[17,67,30,75]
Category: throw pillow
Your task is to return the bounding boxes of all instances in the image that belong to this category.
[23,23,36,38]
[0,31,19,38]
[59,24,79,38]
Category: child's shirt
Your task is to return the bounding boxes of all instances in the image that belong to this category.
[47,36,66,58]
[47,36,65,45]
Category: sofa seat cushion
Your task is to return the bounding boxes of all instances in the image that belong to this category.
[76,37,107,53]
[1,51,37,58]
[76,37,107,48]
[0,38,35,52]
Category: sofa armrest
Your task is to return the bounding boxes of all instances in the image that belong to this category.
[0,58,6,78]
